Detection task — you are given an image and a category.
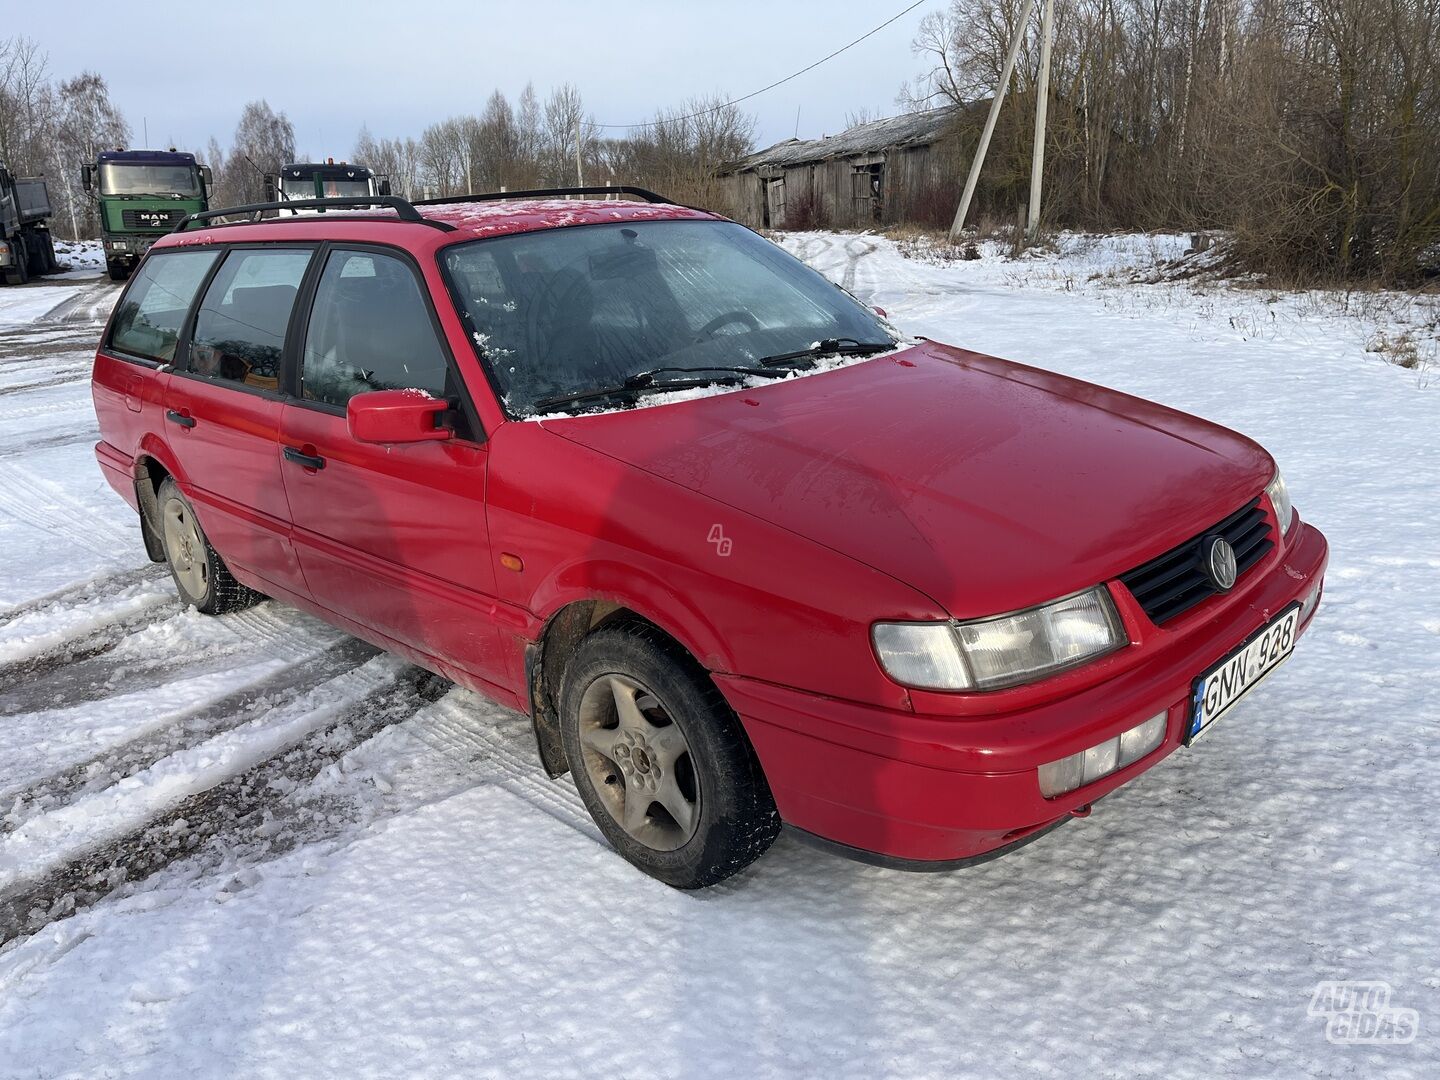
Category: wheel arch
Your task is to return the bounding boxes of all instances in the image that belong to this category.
[526,593,734,780]
[133,446,183,564]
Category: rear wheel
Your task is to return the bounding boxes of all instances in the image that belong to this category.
[156,477,262,615]
[106,260,130,282]
[559,623,780,888]
[40,234,59,275]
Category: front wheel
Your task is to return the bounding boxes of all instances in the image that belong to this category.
[559,623,780,888]
[4,239,28,285]
[106,260,130,283]
[155,477,262,615]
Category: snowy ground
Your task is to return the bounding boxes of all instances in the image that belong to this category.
[0,236,1435,1078]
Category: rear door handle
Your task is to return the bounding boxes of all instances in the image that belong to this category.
[165,409,196,428]
[283,446,326,471]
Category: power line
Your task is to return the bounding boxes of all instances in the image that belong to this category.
[591,0,928,131]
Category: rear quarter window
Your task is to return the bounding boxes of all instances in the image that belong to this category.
[108,250,220,363]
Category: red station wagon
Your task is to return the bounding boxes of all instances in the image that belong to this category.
[91,189,1329,888]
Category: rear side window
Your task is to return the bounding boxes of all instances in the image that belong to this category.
[108,250,220,363]
[186,248,312,392]
[299,249,451,408]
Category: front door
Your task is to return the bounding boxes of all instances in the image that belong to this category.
[164,245,314,596]
[278,246,506,690]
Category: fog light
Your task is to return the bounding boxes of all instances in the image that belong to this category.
[1038,711,1168,798]
[111,241,126,250]
[1299,579,1323,624]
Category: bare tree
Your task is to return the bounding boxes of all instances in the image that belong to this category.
[228,100,296,204]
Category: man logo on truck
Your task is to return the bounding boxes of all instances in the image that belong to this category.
[81,149,212,282]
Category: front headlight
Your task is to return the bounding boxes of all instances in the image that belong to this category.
[1266,467,1294,534]
[872,587,1126,692]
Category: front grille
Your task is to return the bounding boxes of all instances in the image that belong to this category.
[120,208,185,230]
[1119,498,1273,624]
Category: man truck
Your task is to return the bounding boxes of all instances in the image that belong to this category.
[82,149,212,281]
[0,165,58,285]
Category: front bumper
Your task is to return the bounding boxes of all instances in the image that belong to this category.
[105,236,159,263]
[717,521,1329,867]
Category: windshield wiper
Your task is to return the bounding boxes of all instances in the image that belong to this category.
[532,365,792,414]
[756,338,894,368]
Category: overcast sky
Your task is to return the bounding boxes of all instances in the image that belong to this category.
[38,0,933,158]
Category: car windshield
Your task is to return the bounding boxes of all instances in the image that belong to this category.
[282,175,373,199]
[99,163,201,197]
[321,178,373,197]
[441,219,896,416]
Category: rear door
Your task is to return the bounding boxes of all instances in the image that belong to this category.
[164,245,314,596]
[96,248,220,459]
[277,245,506,689]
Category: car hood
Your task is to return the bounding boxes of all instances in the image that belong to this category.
[540,341,1274,618]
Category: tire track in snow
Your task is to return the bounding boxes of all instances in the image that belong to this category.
[0,659,445,943]
[840,236,878,293]
[0,372,89,398]
[0,462,139,558]
[0,599,352,718]
[36,281,117,326]
[0,584,174,687]
[0,563,164,625]
[2,637,380,835]
[403,696,602,843]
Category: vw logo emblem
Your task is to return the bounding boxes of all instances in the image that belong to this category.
[1205,537,1238,591]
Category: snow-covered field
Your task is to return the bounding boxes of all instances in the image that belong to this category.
[0,235,1435,1078]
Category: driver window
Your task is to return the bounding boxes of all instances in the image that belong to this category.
[300,249,452,409]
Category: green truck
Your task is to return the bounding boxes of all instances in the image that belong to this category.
[82,149,212,281]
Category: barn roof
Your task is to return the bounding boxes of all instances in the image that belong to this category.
[725,106,964,173]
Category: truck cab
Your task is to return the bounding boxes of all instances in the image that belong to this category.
[266,161,389,208]
[82,149,212,282]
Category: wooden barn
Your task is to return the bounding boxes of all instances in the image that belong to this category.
[715,106,969,230]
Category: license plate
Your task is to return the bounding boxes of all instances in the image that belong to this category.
[1187,603,1301,744]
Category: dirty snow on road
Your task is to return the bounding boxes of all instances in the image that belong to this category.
[0,237,1435,1079]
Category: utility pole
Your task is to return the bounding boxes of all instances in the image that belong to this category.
[574,120,585,187]
[949,0,1038,242]
[1027,0,1054,239]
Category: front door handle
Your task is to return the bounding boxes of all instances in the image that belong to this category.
[283,445,326,471]
[165,409,196,428]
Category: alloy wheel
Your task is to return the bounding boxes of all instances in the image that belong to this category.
[576,673,700,851]
[161,496,208,599]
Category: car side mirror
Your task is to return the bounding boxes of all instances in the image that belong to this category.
[263,175,278,201]
[347,389,454,444]
[873,305,888,317]
[377,177,392,196]
[81,164,94,193]
[200,165,213,192]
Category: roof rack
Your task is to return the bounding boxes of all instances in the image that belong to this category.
[173,186,678,235]
[174,196,454,233]
[412,185,672,207]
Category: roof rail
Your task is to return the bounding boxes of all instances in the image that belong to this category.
[174,196,454,232]
[412,185,672,207]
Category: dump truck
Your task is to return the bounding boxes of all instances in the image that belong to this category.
[0,165,59,285]
[82,149,212,281]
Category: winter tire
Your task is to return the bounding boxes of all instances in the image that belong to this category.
[155,477,262,615]
[559,621,780,888]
